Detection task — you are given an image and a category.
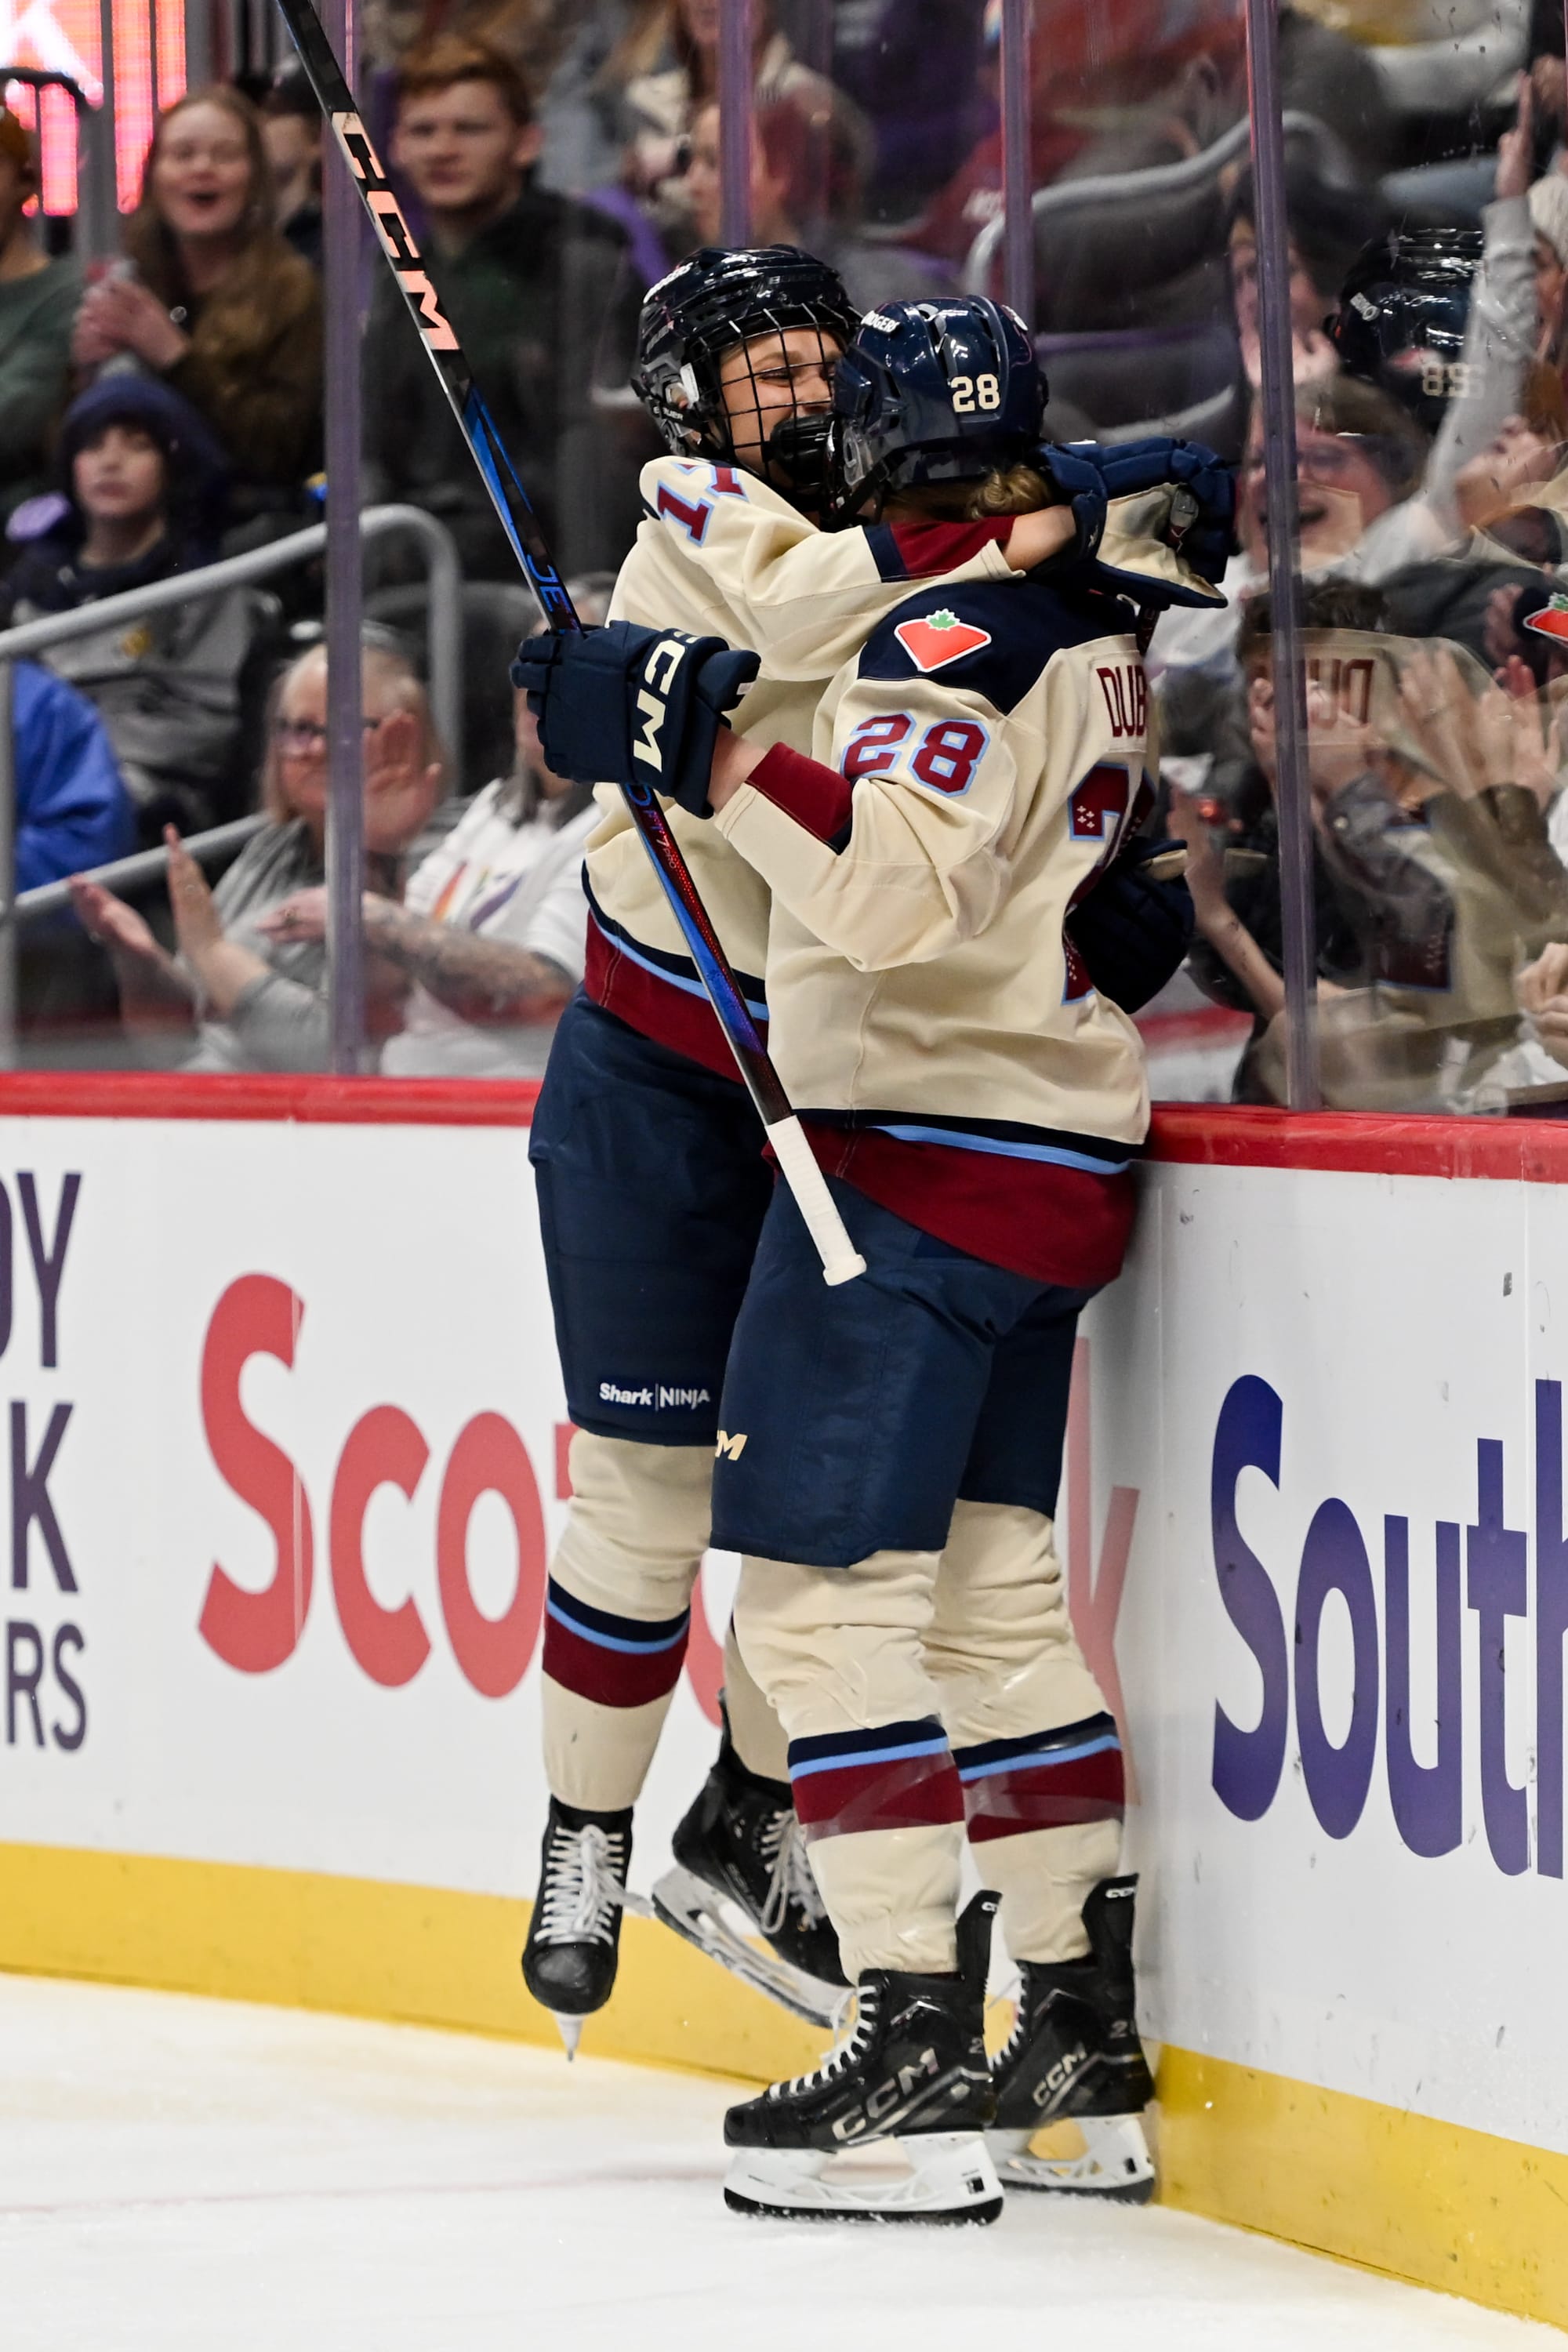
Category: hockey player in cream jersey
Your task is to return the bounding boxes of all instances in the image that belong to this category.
[518,249,1083,2051]
[524,297,1228,2221]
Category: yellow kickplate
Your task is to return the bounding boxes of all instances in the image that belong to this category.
[0,1839,825,2085]
[1158,2044,1568,2332]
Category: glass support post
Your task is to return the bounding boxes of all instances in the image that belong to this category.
[719,0,753,247]
[322,0,365,1074]
[1000,0,1033,328]
[1244,0,1320,1108]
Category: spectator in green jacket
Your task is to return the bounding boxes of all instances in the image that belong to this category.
[361,34,646,581]
[0,107,79,527]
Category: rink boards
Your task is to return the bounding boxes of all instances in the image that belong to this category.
[2,1076,1567,2325]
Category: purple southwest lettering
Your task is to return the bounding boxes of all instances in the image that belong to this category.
[1294,1497,1378,1839]
[1210,1377,1568,1880]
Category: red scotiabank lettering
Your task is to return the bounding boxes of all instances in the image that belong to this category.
[198,1276,312,1675]
[1095,662,1148,742]
[197,1277,546,1697]
[330,1405,430,1689]
[437,1414,546,1700]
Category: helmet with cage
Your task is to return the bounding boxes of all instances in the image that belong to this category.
[829,297,1047,517]
[631,244,860,486]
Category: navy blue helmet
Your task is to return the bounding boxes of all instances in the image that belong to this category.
[830,298,1047,514]
[1325,228,1482,435]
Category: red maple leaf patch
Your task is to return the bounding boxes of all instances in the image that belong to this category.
[894,609,993,673]
[1524,597,1568,645]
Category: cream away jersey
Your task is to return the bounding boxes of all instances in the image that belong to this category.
[583,454,1019,1071]
[713,572,1155,1157]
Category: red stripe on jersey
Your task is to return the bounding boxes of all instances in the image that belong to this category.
[543,1613,690,1709]
[583,916,760,1083]
[799,1123,1135,1289]
[887,517,1015,575]
[746,742,854,844]
[962,1749,1127,1843]
[793,1752,967,1838]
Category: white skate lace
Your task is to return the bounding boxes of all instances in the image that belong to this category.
[536,1824,627,1947]
[774,1984,880,2099]
[757,1808,828,1937]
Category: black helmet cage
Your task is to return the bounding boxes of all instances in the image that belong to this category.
[829,298,1047,517]
[631,245,860,478]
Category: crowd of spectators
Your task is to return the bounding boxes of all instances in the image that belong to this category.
[9,0,1568,1108]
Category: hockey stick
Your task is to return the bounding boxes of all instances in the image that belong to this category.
[275,0,866,1285]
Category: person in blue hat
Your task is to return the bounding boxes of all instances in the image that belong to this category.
[2,376,262,841]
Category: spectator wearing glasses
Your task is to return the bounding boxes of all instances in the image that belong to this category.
[69,638,445,1072]
[261,681,597,1078]
[71,87,324,528]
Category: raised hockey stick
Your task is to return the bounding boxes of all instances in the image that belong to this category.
[275,0,866,1285]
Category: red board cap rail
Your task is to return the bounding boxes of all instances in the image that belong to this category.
[3,1072,1568,1186]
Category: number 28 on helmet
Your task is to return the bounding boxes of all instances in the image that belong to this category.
[829,297,1047,517]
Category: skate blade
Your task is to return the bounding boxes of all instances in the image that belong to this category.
[724,2132,1003,2226]
[652,1864,843,2028]
[989,2113,1156,2203]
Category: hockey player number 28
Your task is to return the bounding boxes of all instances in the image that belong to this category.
[842,711,989,794]
[950,374,1001,413]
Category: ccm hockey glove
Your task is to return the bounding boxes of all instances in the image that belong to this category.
[511,622,759,816]
[1066,835,1194,1012]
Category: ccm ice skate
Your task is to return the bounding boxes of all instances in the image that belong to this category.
[652,1733,847,2026]
[722,1891,1004,2225]
[521,1798,634,2058]
[989,1875,1156,2202]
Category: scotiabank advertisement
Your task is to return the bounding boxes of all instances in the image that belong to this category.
[3,1105,1566,2170]
[0,1110,731,1907]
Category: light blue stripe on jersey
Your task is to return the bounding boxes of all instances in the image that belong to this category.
[590,913,769,1023]
[789,1733,952,1780]
[956,1731,1123,1782]
[868,1123,1131,1175]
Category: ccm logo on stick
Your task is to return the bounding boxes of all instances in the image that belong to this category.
[331,112,457,352]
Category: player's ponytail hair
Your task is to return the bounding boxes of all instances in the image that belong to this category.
[964,462,1057,518]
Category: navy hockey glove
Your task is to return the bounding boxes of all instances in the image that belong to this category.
[1100,437,1234,588]
[1039,438,1234,608]
[511,622,759,816]
[1066,835,1193,1013]
[1035,443,1109,564]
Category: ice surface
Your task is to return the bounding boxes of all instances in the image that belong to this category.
[0,1974,1552,2352]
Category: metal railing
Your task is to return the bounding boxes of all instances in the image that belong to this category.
[0,503,463,1066]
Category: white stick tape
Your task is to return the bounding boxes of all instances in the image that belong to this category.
[765,1115,868,1287]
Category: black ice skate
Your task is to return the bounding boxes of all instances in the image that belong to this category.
[521,1798,634,2060]
[989,1874,1156,2202]
[721,1890,1004,2225]
[652,1732,847,2026]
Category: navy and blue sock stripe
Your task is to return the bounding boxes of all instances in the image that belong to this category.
[956,1711,1126,1842]
[788,1715,964,1837]
[542,1577,691,1708]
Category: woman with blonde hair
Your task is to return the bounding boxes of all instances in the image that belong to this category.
[71,86,323,519]
[69,637,445,1072]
